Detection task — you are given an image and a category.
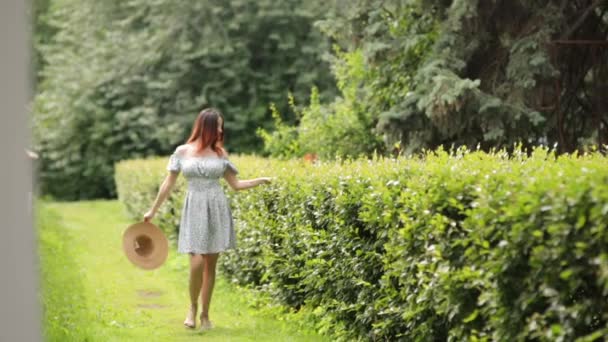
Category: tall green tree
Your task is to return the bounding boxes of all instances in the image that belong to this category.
[281,0,608,157]
[372,0,608,154]
[33,0,336,199]
[30,0,52,91]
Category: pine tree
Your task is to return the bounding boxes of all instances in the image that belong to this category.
[318,0,608,154]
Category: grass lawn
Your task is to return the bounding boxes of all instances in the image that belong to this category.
[37,200,327,341]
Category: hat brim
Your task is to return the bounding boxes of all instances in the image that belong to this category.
[122,222,168,270]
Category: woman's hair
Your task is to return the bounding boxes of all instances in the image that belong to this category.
[186,107,226,156]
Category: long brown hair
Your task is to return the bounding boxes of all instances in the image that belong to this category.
[186,108,226,156]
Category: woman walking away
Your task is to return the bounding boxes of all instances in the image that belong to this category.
[143,108,272,331]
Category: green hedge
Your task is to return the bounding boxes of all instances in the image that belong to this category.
[114,157,185,246]
[115,149,608,341]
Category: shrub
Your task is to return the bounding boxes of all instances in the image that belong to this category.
[115,148,608,341]
[257,50,386,161]
[114,156,186,245]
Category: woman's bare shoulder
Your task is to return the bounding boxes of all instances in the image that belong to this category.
[174,144,192,156]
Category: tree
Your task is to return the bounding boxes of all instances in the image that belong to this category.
[311,0,608,155]
[33,0,336,199]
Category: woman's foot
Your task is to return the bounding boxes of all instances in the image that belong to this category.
[199,315,213,331]
[184,305,197,329]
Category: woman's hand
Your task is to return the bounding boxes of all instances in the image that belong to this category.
[143,209,156,222]
[260,177,273,185]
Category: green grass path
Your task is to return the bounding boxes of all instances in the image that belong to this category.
[38,200,326,341]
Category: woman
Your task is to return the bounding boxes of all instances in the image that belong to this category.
[143,108,272,331]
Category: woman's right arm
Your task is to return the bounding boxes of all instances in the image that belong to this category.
[143,171,179,222]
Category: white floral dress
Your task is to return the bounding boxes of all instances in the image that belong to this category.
[166,153,238,254]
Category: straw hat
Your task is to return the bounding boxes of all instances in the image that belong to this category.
[122,221,168,270]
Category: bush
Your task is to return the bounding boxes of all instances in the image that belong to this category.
[257,50,386,160]
[115,148,608,341]
[114,156,186,245]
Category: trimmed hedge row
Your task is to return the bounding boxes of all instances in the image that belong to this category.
[115,148,608,341]
[114,157,185,246]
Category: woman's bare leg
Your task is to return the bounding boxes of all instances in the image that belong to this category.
[200,253,219,325]
[185,253,204,328]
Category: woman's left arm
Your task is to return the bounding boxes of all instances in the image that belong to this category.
[223,172,271,191]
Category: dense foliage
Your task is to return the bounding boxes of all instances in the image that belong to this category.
[260,0,608,158]
[32,0,335,199]
[116,149,608,341]
[257,51,386,159]
[376,0,607,153]
[30,0,55,91]
[32,0,608,198]
[115,155,186,245]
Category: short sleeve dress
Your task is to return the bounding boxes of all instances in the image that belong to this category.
[166,152,239,254]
